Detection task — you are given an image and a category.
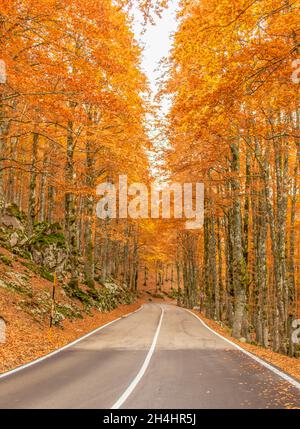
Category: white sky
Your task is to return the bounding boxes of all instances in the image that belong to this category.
[132,2,179,95]
[131,2,180,180]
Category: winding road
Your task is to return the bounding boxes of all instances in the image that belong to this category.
[0,303,300,409]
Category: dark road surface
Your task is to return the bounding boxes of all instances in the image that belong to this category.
[0,303,299,409]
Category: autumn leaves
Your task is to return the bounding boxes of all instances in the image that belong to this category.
[0,0,152,289]
[0,0,299,356]
[164,0,300,353]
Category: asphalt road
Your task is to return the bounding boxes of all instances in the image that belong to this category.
[0,303,300,409]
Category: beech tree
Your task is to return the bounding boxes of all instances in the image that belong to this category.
[163,0,300,355]
[0,0,152,291]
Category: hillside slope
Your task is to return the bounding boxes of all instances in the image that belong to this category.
[0,205,139,373]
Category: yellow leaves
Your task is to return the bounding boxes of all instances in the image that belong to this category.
[117,0,170,24]
[0,0,152,241]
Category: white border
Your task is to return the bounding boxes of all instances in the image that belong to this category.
[186,309,300,390]
[0,305,144,380]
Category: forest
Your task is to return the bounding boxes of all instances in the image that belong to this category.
[0,0,299,363]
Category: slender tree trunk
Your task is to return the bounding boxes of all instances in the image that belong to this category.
[230,140,247,339]
[39,150,48,222]
[28,132,39,235]
[65,116,79,289]
[84,127,95,288]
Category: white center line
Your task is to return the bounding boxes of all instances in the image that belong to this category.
[111,305,164,409]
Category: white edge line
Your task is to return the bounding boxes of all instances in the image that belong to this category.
[0,305,144,380]
[111,305,164,409]
[186,309,300,391]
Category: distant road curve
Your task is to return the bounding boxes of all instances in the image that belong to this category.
[0,303,299,409]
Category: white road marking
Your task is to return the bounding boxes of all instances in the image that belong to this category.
[0,305,144,380]
[111,305,164,409]
[186,309,300,390]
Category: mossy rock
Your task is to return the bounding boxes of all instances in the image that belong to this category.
[63,284,94,307]
[12,247,32,259]
[3,280,33,297]
[55,303,83,323]
[20,260,54,282]
[32,232,65,249]
[0,254,13,266]
[84,279,96,289]
[30,222,65,249]
[5,203,26,223]
[20,260,38,273]
[40,267,54,282]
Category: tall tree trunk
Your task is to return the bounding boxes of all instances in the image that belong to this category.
[28,132,39,235]
[84,134,95,288]
[65,117,79,289]
[39,150,48,222]
[230,140,247,339]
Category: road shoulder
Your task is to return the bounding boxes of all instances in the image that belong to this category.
[191,310,300,384]
[0,300,144,376]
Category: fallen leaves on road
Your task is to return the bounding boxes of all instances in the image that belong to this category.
[194,312,300,383]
